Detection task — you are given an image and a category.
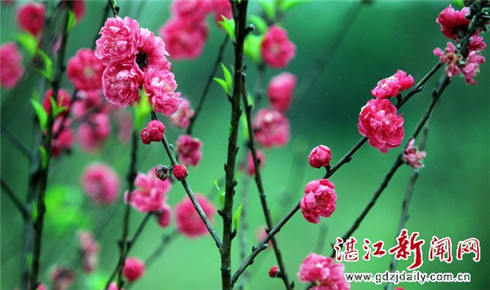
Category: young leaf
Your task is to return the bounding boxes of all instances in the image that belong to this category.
[214,77,230,95]
[453,0,464,8]
[233,203,243,231]
[66,9,77,32]
[31,99,48,131]
[219,16,236,41]
[249,15,268,34]
[36,50,53,81]
[221,63,233,92]
[133,90,151,129]
[214,177,221,192]
[240,113,249,140]
[280,0,305,12]
[16,32,37,57]
[39,146,48,169]
[259,0,276,21]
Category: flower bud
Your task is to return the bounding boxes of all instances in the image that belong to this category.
[269,265,280,278]
[154,164,170,181]
[173,164,188,180]
[308,145,332,168]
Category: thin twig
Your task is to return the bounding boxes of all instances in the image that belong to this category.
[1,126,31,159]
[1,179,28,220]
[238,177,249,290]
[108,0,120,17]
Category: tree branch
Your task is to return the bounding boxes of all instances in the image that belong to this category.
[1,179,28,220]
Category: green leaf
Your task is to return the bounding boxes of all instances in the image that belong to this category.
[249,15,268,34]
[219,16,236,41]
[259,0,276,21]
[31,99,48,131]
[214,77,230,95]
[244,35,262,64]
[133,90,151,129]
[39,146,48,169]
[16,32,37,57]
[453,0,464,8]
[280,0,305,12]
[215,177,225,209]
[31,201,38,220]
[36,50,53,81]
[240,113,249,140]
[66,9,77,32]
[221,63,233,92]
[233,203,243,231]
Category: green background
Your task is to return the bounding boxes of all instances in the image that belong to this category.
[1,1,489,289]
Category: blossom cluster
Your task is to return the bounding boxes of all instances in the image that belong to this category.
[298,253,349,289]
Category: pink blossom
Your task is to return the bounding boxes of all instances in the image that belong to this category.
[0,43,24,88]
[436,5,470,40]
[50,266,75,290]
[62,0,86,21]
[159,17,209,60]
[402,139,427,169]
[143,68,182,115]
[257,226,272,248]
[77,113,111,152]
[108,283,124,290]
[37,284,47,290]
[67,48,105,91]
[245,149,266,176]
[113,109,133,143]
[42,88,71,117]
[51,118,74,157]
[212,0,233,23]
[267,72,296,112]
[433,42,463,78]
[123,257,145,282]
[17,3,45,36]
[169,97,195,129]
[308,145,332,169]
[78,230,99,273]
[176,134,203,167]
[81,162,120,205]
[71,90,104,117]
[370,70,414,99]
[136,28,171,72]
[269,266,279,278]
[462,50,486,85]
[125,169,172,212]
[95,16,140,64]
[300,179,337,224]
[261,26,296,69]
[155,203,172,228]
[175,194,215,238]
[173,164,188,180]
[140,120,166,144]
[298,253,349,290]
[358,99,404,153]
[171,0,212,23]
[102,62,143,107]
[252,109,290,148]
[468,34,486,52]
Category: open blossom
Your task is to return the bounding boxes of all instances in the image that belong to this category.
[81,162,120,205]
[462,50,486,85]
[125,169,172,212]
[123,257,145,282]
[51,118,74,157]
[140,120,166,144]
[171,0,212,23]
[17,2,45,36]
[267,72,296,112]
[402,139,427,169]
[371,70,414,99]
[78,231,99,273]
[300,179,337,224]
[159,17,209,60]
[308,145,332,168]
[298,253,349,290]
[144,68,181,116]
[102,62,143,107]
[169,97,194,129]
[177,134,203,167]
[77,113,111,152]
[358,99,404,153]
[155,203,172,228]
[67,48,105,91]
[261,26,296,69]
[50,266,75,290]
[42,88,71,116]
[436,5,470,40]
[252,109,290,148]
[137,28,171,72]
[95,16,140,64]
[0,43,24,88]
[433,42,462,78]
[245,150,266,176]
[175,194,215,237]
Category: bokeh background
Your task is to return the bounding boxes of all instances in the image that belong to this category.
[1,1,489,289]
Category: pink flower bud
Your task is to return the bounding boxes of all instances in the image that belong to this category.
[269,265,280,278]
[246,150,266,176]
[308,145,332,168]
[42,88,72,116]
[140,120,166,145]
[155,203,172,228]
[402,139,427,169]
[123,257,145,282]
[154,164,170,181]
[173,164,188,180]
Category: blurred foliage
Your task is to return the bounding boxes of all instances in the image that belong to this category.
[1,1,489,290]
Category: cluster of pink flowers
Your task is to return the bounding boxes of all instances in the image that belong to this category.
[123,257,146,282]
[434,5,487,84]
[159,0,232,60]
[176,134,203,166]
[175,194,215,237]
[81,162,120,205]
[300,179,337,224]
[261,26,296,69]
[402,138,427,169]
[0,43,24,88]
[17,2,45,37]
[95,16,181,115]
[140,120,166,144]
[169,97,195,129]
[252,109,290,148]
[298,253,349,290]
[267,72,297,112]
[125,169,172,212]
[78,230,99,273]
[370,70,414,99]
